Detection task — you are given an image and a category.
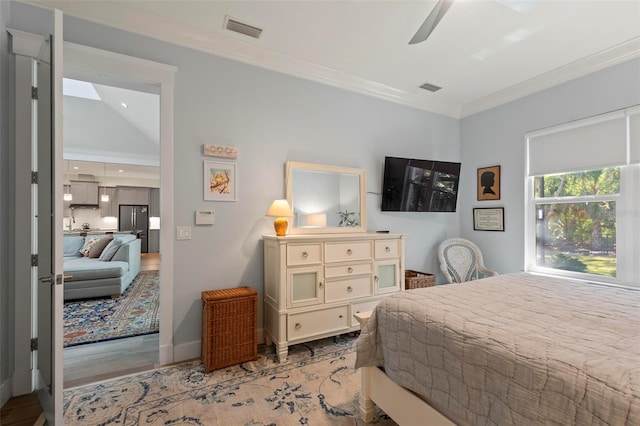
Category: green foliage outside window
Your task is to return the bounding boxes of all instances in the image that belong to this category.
[535,168,618,277]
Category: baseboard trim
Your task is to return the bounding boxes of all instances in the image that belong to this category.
[172,340,200,363]
[159,343,174,366]
[0,377,12,408]
[172,328,265,364]
[11,368,32,396]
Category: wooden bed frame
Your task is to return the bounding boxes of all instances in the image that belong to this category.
[354,311,454,425]
[359,366,454,425]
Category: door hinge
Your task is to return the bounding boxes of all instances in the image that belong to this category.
[31,254,38,267]
[30,338,38,351]
[31,171,38,184]
[31,86,38,100]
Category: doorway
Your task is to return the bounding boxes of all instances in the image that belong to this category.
[61,42,175,387]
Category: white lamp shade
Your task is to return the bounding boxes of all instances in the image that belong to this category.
[63,193,73,201]
[100,193,110,202]
[265,199,293,217]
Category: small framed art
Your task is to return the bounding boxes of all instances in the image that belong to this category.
[473,207,505,231]
[204,161,237,201]
[477,165,500,201]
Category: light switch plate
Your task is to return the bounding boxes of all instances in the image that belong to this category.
[176,226,192,240]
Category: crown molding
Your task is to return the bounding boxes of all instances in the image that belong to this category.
[24,2,640,119]
[460,37,640,118]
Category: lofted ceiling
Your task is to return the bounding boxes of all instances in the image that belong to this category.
[24,0,640,118]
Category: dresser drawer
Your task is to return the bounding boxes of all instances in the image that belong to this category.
[325,276,372,303]
[287,243,322,266]
[351,299,382,327]
[288,305,349,341]
[375,239,400,259]
[325,262,372,279]
[325,241,372,263]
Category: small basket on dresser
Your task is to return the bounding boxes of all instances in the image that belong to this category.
[201,286,258,373]
[405,270,436,289]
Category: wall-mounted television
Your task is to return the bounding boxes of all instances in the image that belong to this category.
[381,156,461,212]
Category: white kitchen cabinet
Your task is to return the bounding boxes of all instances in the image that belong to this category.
[70,181,98,205]
[263,232,405,362]
[116,186,149,205]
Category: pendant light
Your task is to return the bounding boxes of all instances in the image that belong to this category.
[101,163,110,202]
[63,161,72,201]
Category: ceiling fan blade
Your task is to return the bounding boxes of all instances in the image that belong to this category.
[409,0,455,45]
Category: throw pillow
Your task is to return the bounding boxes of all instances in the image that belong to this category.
[79,236,102,256]
[88,236,114,258]
[98,238,123,261]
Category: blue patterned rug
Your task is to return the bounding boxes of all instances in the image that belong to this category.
[63,270,160,347]
[63,333,396,425]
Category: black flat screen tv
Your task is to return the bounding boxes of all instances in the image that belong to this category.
[381,156,461,212]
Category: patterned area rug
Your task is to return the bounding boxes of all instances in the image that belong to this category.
[63,333,396,425]
[63,270,160,347]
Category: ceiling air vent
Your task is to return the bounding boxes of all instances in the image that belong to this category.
[419,82,442,92]
[224,16,263,39]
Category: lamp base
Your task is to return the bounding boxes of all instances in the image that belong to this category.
[273,217,288,236]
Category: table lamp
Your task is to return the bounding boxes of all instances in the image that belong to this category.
[265,199,293,236]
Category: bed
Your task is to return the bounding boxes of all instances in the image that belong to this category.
[355,273,640,425]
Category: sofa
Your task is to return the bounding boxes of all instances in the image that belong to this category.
[63,233,141,301]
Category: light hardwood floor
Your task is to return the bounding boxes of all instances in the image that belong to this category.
[64,252,161,388]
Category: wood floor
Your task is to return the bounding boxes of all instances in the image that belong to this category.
[1,253,161,423]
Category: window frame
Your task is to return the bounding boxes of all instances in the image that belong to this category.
[524,107,640,288]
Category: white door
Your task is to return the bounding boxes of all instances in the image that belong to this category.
[9,10,63,423]
[50,10,65,423]
[36,10,64,423]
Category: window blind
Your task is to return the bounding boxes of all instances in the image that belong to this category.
[527,110,627,176]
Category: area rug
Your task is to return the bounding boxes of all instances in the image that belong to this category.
[63,333,396,425]
[63,270,160,347]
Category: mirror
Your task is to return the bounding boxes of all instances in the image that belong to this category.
[286,161,366,234]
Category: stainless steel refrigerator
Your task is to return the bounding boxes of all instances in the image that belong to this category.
[118,205,149,253]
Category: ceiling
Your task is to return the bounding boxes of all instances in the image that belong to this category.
[25,0,640,118]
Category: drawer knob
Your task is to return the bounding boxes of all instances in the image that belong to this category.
[347,249,353,255]
[385,246,391,252]
[295,322,301,330]
[301,251,308,259]
[319,282,323,288]
[347,267,353,273]
[339,315,343,319]
[347,286,353,292]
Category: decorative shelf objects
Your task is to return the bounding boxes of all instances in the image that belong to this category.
[203,144,238,159]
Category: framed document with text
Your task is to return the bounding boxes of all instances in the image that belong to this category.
[473,207,505,231]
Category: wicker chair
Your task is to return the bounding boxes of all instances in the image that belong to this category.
[438,238,498,283]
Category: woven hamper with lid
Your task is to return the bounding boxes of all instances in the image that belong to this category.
[201,286,257,372]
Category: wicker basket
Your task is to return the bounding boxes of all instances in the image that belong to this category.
[405,270,436,289]
[201,287,257,372]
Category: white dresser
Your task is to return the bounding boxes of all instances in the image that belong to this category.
[263,232,405,362]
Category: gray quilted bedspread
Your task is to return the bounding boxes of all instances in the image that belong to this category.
[355,273,640,425]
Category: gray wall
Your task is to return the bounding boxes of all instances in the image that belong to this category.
[1,0,12,398]
[460,58,640,274]
[10,2,460,350]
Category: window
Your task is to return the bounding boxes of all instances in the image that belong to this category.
[533,168,619,278]
[525,107,640,287]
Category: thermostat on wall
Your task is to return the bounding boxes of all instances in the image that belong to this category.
[195,210,215,225]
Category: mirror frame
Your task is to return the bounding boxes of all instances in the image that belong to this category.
[285,161,367,234]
